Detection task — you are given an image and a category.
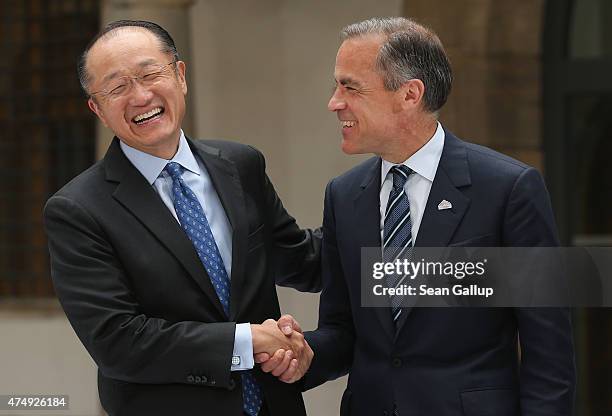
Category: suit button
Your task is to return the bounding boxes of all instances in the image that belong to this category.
[187,375,195,383]
[195,376,202,383]
[392,357,402,368]
[228,379,236,391]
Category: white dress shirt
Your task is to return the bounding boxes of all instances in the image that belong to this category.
[380,122,445,242]
[120,131,253,371]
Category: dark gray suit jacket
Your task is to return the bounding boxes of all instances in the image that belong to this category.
[44,137,321,416]
[305,131,575,416]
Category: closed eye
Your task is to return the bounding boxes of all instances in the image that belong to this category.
[142,71,164,82]
[109,83,128,96]
[330,83,357,95]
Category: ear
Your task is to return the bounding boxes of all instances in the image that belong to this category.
[88,98,109,128]
[176,60,187,95]
[398,78,425,111]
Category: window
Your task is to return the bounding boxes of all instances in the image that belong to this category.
[0,0,99,297]
[544,1,612,414]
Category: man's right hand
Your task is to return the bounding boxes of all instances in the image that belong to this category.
[253,315,313,383]
[251,318,306,360]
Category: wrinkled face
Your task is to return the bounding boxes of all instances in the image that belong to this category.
[328,35,402,155]
[86,28,187,158]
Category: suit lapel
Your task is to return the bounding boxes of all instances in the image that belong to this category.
[189,140,249,321]
[395,132,472,334]
[353,158,396,341]
[104,139,227,318]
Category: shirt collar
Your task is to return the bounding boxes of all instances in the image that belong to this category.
[119,130,201,185]
[381,122,445,185]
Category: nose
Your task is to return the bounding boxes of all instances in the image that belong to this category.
[128,80,153,105]
[328,88,346,112]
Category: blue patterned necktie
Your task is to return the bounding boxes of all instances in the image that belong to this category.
[383,165,414,325]
[164,162,262,416]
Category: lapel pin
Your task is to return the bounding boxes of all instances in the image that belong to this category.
[438,199,452,210]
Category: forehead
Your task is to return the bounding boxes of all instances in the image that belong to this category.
[334,35,385,80]
[87,28,168,78]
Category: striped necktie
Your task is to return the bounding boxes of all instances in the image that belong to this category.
[164,162,262,416]
[383,165,414,324]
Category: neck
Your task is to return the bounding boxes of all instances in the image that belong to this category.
[379,118,437,163]
[153,143,180,160]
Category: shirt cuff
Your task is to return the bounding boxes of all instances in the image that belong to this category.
[231,323,254,371]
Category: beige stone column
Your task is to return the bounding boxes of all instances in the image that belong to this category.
[404,0,545,170]
[96,0,195,158]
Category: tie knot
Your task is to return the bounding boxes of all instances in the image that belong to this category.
[390,165,412,189]
[164,162,184,181]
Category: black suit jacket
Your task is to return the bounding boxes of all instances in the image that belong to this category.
[44,137,321,416]
[305,131,575,416]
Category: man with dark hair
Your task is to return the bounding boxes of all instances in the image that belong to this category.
[44,20,318,416]
[260,17,575,415]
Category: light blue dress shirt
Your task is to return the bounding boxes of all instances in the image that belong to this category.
[120,131,254,371]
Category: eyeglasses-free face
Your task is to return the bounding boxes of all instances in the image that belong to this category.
[86,28,187,159]
[329,35,404,157]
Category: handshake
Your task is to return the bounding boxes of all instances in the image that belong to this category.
[250,315,312,383]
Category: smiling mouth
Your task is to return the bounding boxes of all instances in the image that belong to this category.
[132,107,164,125]
[341,120,356,128]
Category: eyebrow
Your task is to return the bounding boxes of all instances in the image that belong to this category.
[337,76,362,89]
[100,59,161,83]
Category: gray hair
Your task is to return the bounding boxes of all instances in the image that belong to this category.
[341,17,452,114]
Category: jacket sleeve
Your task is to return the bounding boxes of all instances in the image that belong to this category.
[44,195,236,388]
[250,146,322,293]
[303,179,355,389]
[503,167,576,414]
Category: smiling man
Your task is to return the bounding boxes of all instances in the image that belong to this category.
[43,20,319,416]
[260,17,575,416]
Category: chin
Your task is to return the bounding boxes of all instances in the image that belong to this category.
[341,140,365,155]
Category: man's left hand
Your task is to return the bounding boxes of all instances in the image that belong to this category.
[254,314,313,383]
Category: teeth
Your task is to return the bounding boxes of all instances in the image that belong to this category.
[342,121,356,128]
[134,107,162,122]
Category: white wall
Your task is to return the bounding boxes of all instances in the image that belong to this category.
[0,305,102,416]
[190,1,402,415]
